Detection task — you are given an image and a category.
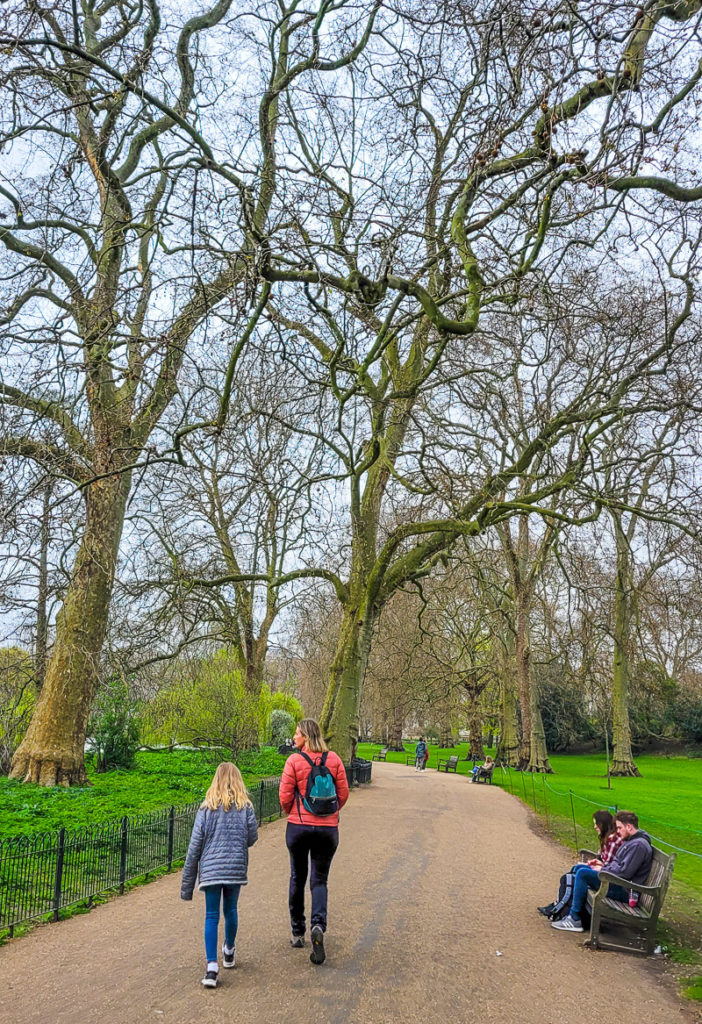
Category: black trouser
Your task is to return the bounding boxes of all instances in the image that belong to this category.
[286,822,339,935]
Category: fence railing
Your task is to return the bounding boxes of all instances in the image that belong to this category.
[0,763,372,936]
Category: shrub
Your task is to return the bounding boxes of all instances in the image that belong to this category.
[270,708,295,746]
[0,647,35,774]
[88,678,140,771]
[671,694,702,744]
[141,652,261,755]
[540,679,594,752]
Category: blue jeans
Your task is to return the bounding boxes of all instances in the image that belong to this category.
[203,884,241,963]
[570,866,600,919]
[571,867,628,920]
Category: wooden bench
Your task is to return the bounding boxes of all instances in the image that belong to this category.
[437,755,459,773]
[579,845,675,954]
[371,748,388,761]
[473,763,494,784]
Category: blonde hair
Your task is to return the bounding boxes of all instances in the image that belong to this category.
[202,762,251,812]
[297,718,328,753]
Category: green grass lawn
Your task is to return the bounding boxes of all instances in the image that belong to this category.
[0,747,287,841]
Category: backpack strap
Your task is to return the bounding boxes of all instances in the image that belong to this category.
[294,750,314,822]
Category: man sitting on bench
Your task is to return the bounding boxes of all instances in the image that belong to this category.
[551,810,653,933]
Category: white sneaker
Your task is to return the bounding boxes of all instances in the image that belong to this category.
[222,944,235,968]
[551,916,584,932]
[201,970,218,987]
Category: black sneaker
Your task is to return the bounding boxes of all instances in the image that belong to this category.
[538,903,556,917]
[201,970,218,988]
[222,945,235,968]
[310,926,325,965]
[290,934,305,948]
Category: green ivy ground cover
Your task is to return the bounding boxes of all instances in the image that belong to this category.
[0,748,288,841]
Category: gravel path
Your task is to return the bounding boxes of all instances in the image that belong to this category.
[1,761,698,1024]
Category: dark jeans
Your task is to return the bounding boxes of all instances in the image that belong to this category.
[286,822,339,935]
[571,867,628,920]
[203,884,240,963]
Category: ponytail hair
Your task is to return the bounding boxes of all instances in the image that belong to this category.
[297,718,328,753]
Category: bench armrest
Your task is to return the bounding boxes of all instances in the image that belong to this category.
[595,870,662,898]
[578,848,598,862]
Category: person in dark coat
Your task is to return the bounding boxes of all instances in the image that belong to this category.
[181,762,258,987]
[414,737,428,771]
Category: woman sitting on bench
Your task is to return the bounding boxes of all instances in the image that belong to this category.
[470,755,494,782]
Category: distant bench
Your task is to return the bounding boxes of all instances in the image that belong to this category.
[579,845,675,954]
[371,748,388,761]
[437,755,459,773]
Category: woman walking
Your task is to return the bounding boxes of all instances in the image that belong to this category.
[279,718,349,965]
[180,762,258,988]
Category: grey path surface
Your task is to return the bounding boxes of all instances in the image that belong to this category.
[1,761,697,1024]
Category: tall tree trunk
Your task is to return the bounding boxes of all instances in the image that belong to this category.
[528,678,552,773]
[10,474,131,786]
[35,478,52,693]
[387,700,405,751]
[515,589,533,769]
[320,602,375,764]
[496,652,520,766]
[611,531,641,776]
[440,723,454,748]
[467,707,484,761]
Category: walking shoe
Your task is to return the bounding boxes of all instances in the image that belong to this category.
[290,934,305,948]
[310,925,325,965]
[538,903,556,917]
[222,944,235,968]
[551,915,584,932]
[201,970,218,988]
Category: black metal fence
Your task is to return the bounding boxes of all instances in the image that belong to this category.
[0,763,371,935]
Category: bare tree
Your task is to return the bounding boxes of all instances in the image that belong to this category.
[0,0,381,783]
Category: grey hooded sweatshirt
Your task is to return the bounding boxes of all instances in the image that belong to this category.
[180,802,258,899]
[606,829,653,886]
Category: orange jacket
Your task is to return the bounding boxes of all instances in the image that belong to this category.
[279,746,349,827]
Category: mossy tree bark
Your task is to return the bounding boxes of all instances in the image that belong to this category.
[467,708,485,761]
[502,516,554,773]
[11,472,131,785]
[496,664,520,767]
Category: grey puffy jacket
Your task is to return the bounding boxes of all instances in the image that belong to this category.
[180,802,258,899]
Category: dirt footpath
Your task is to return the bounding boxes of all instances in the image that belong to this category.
[1,761,698,1024]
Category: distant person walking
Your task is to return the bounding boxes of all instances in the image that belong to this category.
[180,762,258,988]
[279,718,349,965]
[415,737,428,771]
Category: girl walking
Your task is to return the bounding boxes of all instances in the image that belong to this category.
[180,762,258,988]
[279,719,349,965]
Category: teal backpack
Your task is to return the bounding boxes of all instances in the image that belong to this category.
[296,751,339,817]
